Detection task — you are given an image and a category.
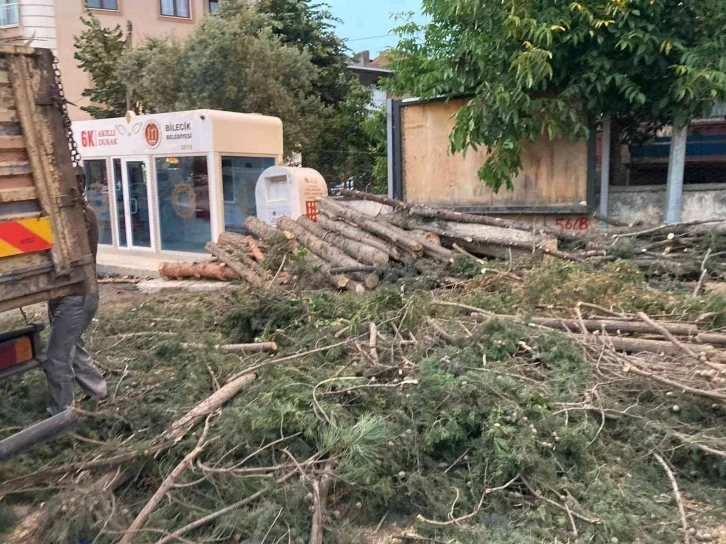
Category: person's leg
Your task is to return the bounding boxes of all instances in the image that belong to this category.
[44,295,87,415]
[72,293,108,399]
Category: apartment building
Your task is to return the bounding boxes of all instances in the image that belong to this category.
[0,0,222,120]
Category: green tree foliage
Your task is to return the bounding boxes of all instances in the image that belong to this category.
[257,0,350,105]
[256,0,378,185]
[363,106,388,193]
[73,14,130,119]
[387,0,726,191]
[117,4,323,158]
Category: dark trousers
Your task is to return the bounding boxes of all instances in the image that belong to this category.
[44,294,107,415]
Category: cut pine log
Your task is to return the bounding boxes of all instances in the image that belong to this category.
[296,215,389,265]
[277,216,379,289]
[317,198,424,255]
[205,242,267,288]
[491,316,700,338]
[244,216,288,244]
[159,262,238,282]
[382,214,579,261]
[217,234,270,279]
[338,188,581,242]
[317,215,402,260]
[181,342,278,353]
[307,253,365,294]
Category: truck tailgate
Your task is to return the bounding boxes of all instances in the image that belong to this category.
[0,46,96,313]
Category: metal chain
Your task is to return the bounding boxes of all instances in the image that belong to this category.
[51,55,82,167]
[51,55,86,199]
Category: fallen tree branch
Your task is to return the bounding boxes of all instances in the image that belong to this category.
[416,474,520,526]
[156,469,299,544]
[119,416,217,544]
[636,312,700,360]
[181,342,278,354]
[309,460,336,544]
[653,453,691,544]
[0,372,258,496]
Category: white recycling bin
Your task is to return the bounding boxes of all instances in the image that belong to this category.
[255,166,328,226]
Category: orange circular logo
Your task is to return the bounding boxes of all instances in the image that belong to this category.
[144,121,161,149]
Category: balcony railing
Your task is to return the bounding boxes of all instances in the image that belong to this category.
[0,3,19,28]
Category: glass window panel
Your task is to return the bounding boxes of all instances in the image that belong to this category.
[126,161,152,248]
[86,0,102,8]
[156,156,211,252]
[84,160,113,245]
[113,159,127,247]
[160,0,174,16]
[103,0,118,9]
[222,156,275,234]
[176,0,190,17]
[209,1,219,14]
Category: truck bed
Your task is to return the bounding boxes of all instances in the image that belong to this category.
[0,46,96,314]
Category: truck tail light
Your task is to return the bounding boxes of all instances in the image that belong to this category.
[0,333,38,372]
[0,325,43,378]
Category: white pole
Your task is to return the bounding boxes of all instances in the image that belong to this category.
[386,99,394,199]
[599,116,611,220]
[665,123,687,224]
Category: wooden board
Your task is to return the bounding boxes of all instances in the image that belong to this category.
[401,98,589,208]
[0,47,96,312]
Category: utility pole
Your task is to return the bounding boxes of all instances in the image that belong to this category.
[125,21,133,113]
[599,116,611,221]
[665,122,687,224]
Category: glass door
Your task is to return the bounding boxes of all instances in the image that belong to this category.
[120,157,152,249]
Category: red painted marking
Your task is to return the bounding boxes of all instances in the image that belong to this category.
[306,201,319,221]
[0,221,53,253]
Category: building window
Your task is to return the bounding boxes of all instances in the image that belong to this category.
[209,1,219,14]
[222,156,275,234]
[0,0,19,28]
[84,160,113,245]
[161,0,191,18]
[86,0,119,10]
[156,156,211,252]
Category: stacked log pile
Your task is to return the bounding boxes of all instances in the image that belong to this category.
[158,189,726,292]
[340,189,726,284]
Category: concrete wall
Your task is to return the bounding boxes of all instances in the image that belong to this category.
[609,184,726,224]
[0,0,57,49]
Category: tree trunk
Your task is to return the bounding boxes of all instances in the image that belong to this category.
[317,198,425,255]
[296,216,389,265]
[339,188,580,242]
[277,216,378,289]
[307,253,365,294]
[205,242,267,288]
[217,235,270,279]
[317,215,402,260]
[489,315,700,337]
[181,342,278,353]
[572,334,721,359]
[159,262,238,281]
[244,216,288,244]
[383,214,578,260]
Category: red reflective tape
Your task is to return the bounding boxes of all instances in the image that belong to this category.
[0,221,53,254]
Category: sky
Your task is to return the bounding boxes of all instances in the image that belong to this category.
[328,0,424,58]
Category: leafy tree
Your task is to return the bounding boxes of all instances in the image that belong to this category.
[256,0,378,185]
[117,4,323,158]
[74,13,131,119]
[257,0,349,105]
[362,106,388,194]
[387,0,726,191]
